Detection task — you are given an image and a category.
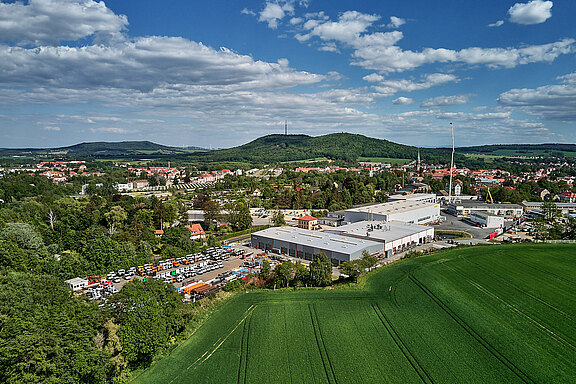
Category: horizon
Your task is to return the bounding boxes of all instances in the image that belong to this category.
[1,1,575,148]
[0,132,571,151]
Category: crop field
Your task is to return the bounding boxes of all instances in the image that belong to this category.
[134,244,576,383]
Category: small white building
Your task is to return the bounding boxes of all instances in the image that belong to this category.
[65,277,88,291]
[468,211,505,228]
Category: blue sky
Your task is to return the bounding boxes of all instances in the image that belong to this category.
[0,0,575,149]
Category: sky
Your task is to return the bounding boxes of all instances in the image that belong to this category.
[0,0,575,149]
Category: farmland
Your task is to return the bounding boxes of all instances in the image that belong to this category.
[134,244,576,383]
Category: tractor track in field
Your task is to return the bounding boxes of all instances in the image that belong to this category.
[237,308,252,384]
[167,304,257,384]
[408,275,535,384]
[308,303,338,384]
[507,255,576,288]
[371,303,434,384]
[458,258,576,322]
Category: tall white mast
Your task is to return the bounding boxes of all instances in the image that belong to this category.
[448,122,455,201]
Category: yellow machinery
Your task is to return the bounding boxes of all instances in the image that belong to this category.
[486,188,494,203]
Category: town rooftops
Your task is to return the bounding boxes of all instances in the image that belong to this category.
[298,215,317,221]
[186,224,205,236]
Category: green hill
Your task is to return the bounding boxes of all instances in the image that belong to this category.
[0,141,204,158]
[190,133,452,164]
[456,143,576,158]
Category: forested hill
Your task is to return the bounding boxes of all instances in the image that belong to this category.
[189,133,453,163]
[0,141,204,158]
[456,143,576,157]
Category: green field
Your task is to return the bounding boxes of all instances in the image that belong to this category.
[134,244,576,383]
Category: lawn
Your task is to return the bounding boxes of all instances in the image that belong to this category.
[134,243,576,383]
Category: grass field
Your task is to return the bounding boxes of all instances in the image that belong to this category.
[134,243,576,383]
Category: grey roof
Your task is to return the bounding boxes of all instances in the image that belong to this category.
[252,226,382,254]
[451,201,523,210]
[345,200,437,215]
[326,221,432,243]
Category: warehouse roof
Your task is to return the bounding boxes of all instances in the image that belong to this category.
[344,200,437,216]
[326,221,433,243]
[450,201,522,210]
[252,226,382,254]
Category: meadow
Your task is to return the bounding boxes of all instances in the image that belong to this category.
[134,243,576,383]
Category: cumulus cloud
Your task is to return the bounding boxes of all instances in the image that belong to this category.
[420,95,471,108]
[387,16,406,28]
[367,73,459,96]
[259,1,295,29]
[392,97,413,105]
[488,20,505,27]
[300,10,380,45]
[0,37,324,91]
[508,0,553,25]
[352,38,574,72]
[498,72,576,121]
[0,0,128,45]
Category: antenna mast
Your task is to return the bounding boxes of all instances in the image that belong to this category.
[284,120,287,135]
[448,122,455,202]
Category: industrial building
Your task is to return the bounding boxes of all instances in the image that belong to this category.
[447,201,523,218]
[251,226,384,265]
[468,211,505,228]
[325,221,434,257]
[343,200,441,225]
[521,201,576,216]
[65,277,88,291]
[388,193,437,203]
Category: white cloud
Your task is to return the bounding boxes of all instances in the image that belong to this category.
[420,95,471,108]
[387,16,406,29]
[300,10,380,45]
[42,125,61,131]
[241,8,256,16]
[0,0,128,45]
[259,1,295,29]
[508,0,553,25]
[352,38,574,72]
[369,73,459,96]
[498,72,576,121]
[0,37,324,91]
[392,97,413,105]
[90,127,138,134]
[488,20,505,27]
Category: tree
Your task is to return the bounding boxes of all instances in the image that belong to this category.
[260,261,271,279]
[339,260,362,283]
[0,222,44,250]
[293,261,309,287]
[47,209,57,231]
[310,252,332,286]
[273,261,294,288]
[271,210,286,226]
[226,201,252,231]
[203,200,221,229]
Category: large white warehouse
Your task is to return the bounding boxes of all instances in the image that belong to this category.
[343,200,441,225]
[326,221,434,257]
[251,226,384,265]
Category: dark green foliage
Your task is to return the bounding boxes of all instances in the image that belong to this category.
[309,252,332,286]
[107,279,193,368]
[0,273,113,383]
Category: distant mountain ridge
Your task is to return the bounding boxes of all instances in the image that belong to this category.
[0,141,205,158]
[2,135,574,162]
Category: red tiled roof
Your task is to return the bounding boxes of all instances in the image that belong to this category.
[298,215,317,221]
